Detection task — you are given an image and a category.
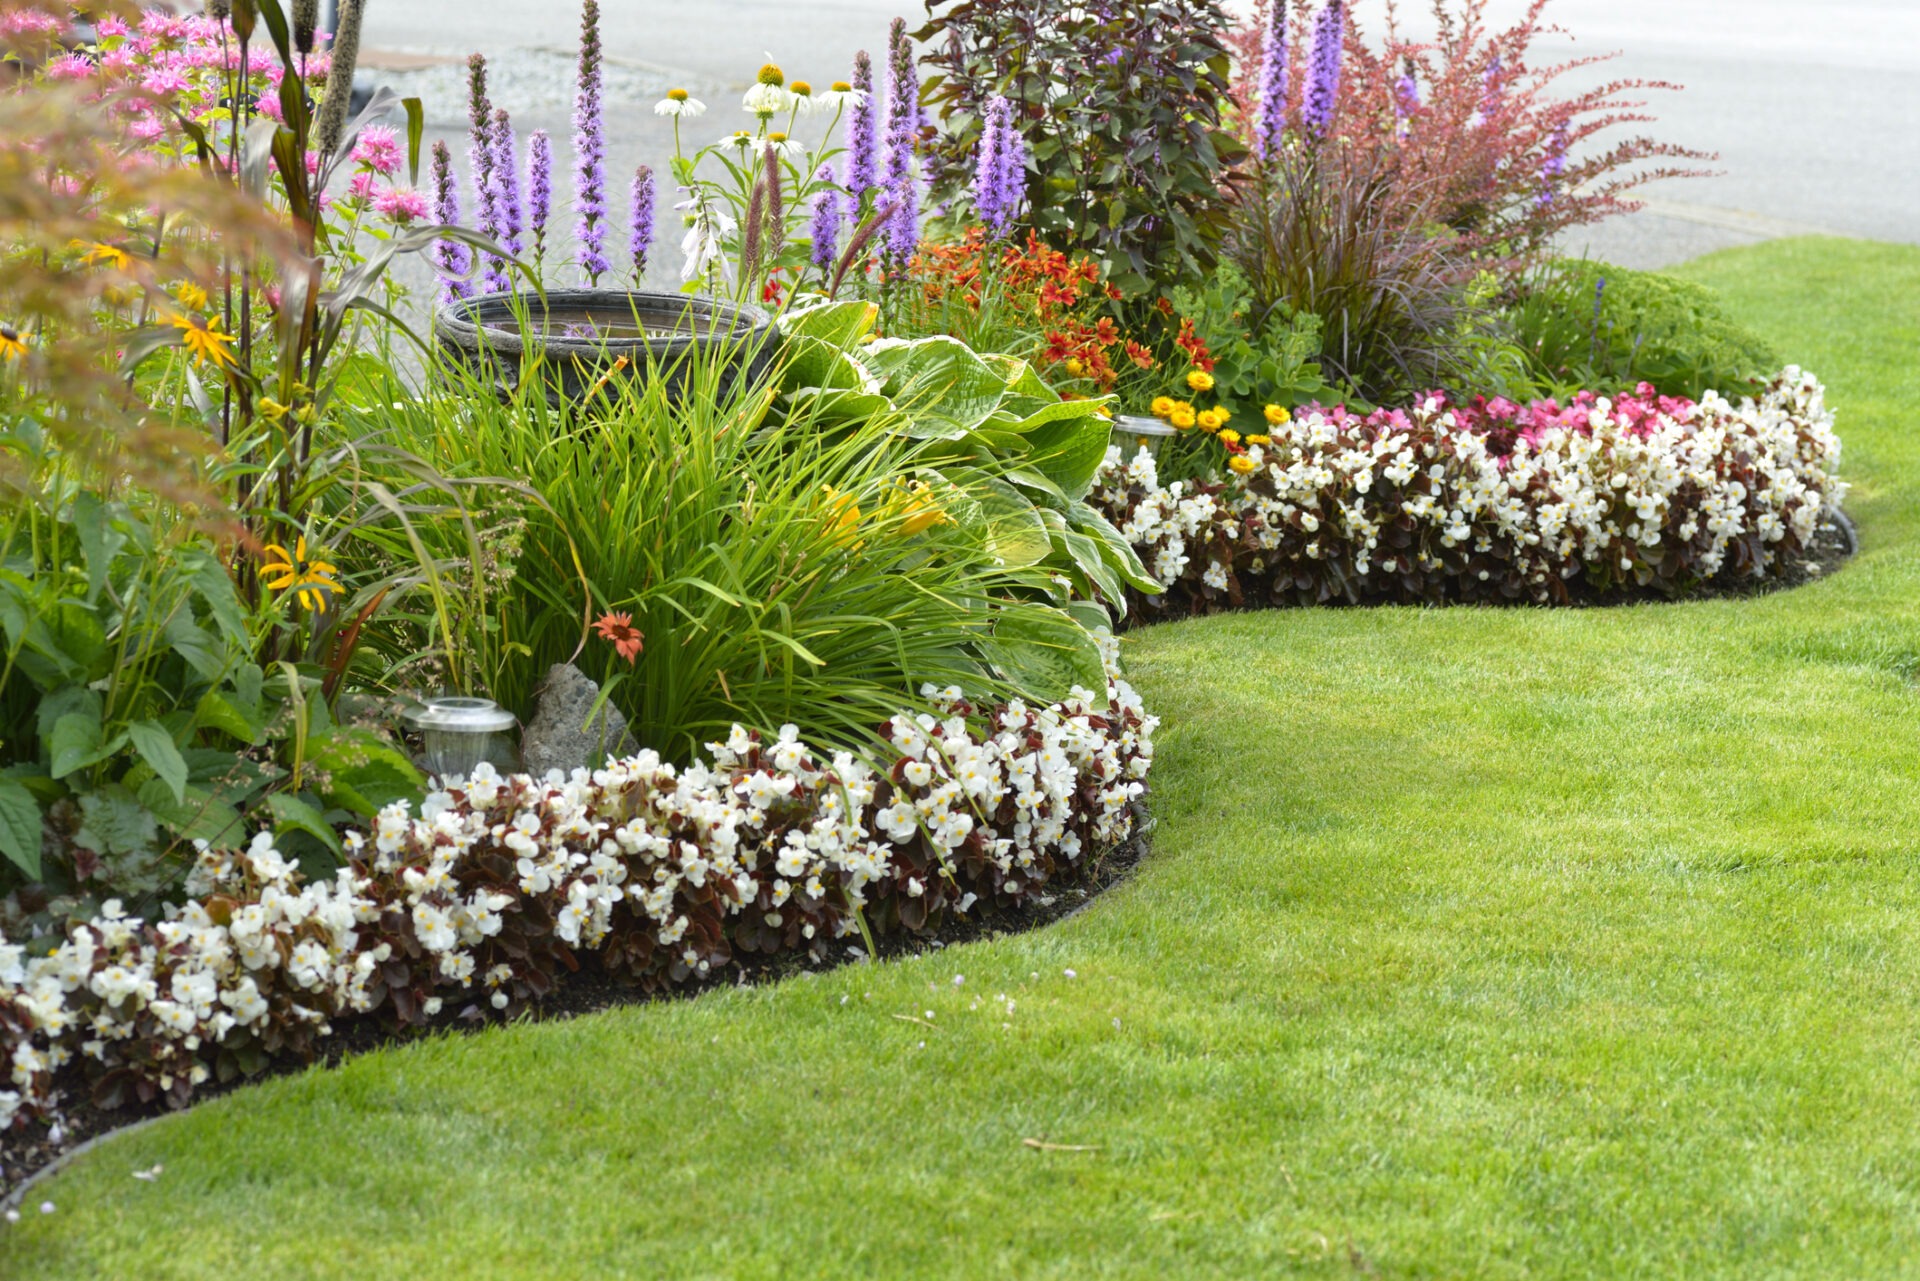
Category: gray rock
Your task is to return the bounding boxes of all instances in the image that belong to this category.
[520,663,638,777]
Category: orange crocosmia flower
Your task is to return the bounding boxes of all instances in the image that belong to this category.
[593,610,645,664]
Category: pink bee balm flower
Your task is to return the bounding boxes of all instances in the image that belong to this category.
[140,68,190,98]
[128,115,169,143]
[45,53,96,81]
[351,125,403,176]
[347,171,380,203]
[375,187,431,225]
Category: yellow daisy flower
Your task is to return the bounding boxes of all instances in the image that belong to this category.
[1186,369,1214,393]
[0,325,25,361]
[1168,404,1197,431]
[260,537,342,612]
[1196,408,1225,433]
[173,281,210,312]
[170,312,236,369]
[1218,429,1240,445]
[1150,395,1176,419]
[1228,455,1257,474]
[75,240,131,270]
[1264,404,1290,426]
[1244,433,1272,446]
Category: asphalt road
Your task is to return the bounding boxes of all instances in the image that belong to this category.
[357,0,1920,279]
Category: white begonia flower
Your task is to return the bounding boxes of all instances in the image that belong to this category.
[655,88,707,117]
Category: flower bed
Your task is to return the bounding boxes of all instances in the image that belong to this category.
[1095,369,1845,611]
[0,674,1154,1131]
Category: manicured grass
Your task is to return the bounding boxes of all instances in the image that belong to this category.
[6,238,1920,1278]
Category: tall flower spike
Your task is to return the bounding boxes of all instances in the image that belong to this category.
[491,108,525,258]
[809,167,840,275]
[996,108,1027,232]
[1252,0,1288,160]
[466,55,507,292]
[878,18,919,269]
[844,50,877,200]
[974,96,1024,239]
[1301,0,1344,141]
[573,0,610,283]
[629,166,655,283]
[430,140,474,307]
[527,129,553,266]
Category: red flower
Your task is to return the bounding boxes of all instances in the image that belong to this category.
[1092,316,1121,347]
[1125,340,1157,370]
[593,610,644,664]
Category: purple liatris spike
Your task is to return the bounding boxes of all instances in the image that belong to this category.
[466,54,509,291]
[527,129,553,264]
[430,140,473,306]
[1252,0,1288,159]
[629,165,655,281]
[573,0,610,283]
[1302,1,1344,140]
[879,18,919,266]
[809,167,840,273]
[974,96,1024,238]
[491,108,524,258]
[844,49,877,200]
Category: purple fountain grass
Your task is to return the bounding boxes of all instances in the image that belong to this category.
[573,0,610,283]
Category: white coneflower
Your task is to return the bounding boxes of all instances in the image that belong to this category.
[787,80,815,116]
[762,131,807,159]
[742,62,792,117]
[814,80,866,112]
[718,129,757,150]
[654,88,706,118]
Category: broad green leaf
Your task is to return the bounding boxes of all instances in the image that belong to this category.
[777,297,878,348]
[1069,499,1163,595]
[195,689,266,744]
[266,792,342,856]
[987,606,1109,708]
[864,337,1011,436]
[1058,527,1126,606]
[308,728,423,818]
[0,777,43,879]
[167,611,231,684]
[137,778,245,850]
[780,334,876,395]
[49,710,105,779]
[128,719,189,805]
[975,479,1054,570]
[1022,416,1114,500]
[74,783,159,857]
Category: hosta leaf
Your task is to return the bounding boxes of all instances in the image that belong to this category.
[986,606,1109,708]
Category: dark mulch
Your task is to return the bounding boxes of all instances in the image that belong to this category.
[0,803,1154,1205]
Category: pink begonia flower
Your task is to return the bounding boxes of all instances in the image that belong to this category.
[352,125,403,176]
[375,187,431,225]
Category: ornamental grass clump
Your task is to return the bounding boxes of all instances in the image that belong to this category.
[1229,0,1715,267]
[1094,369,1844,610]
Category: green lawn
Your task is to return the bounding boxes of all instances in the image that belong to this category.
[7,238,1920,1278]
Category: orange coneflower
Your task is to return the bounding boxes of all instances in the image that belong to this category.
[593,610,644,664]
[170,312,236,369]
[0,325,25,361]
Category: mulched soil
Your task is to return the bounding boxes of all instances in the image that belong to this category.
[0,804,1155,1205]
